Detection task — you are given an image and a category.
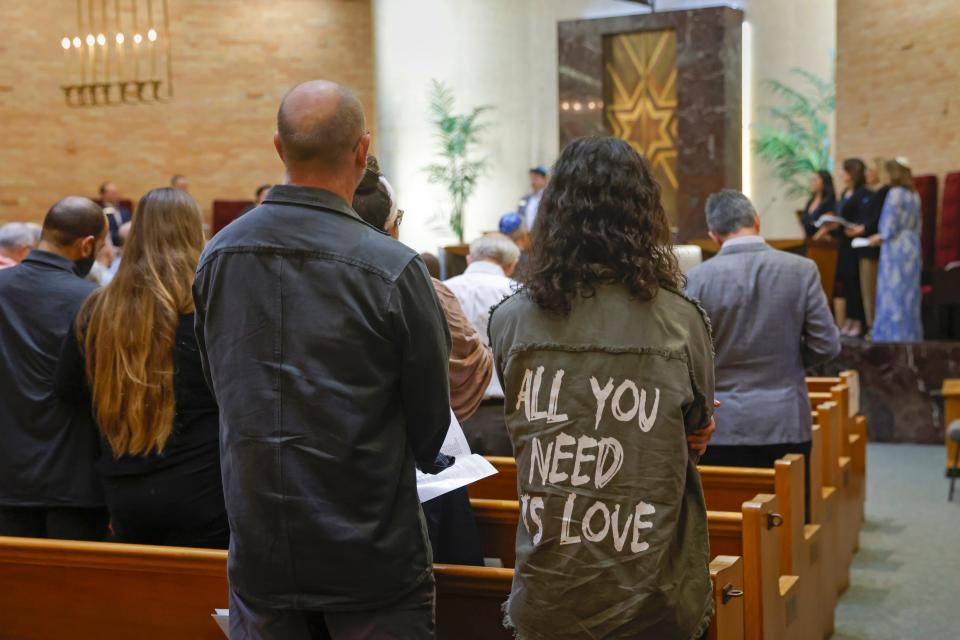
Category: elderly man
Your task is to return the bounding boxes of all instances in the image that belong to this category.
[0,222,41,268]
[444,233,519,455]
[193,80,451,639]
[499,212,531,279]
[0,198,107,539]
[686,190,840,490]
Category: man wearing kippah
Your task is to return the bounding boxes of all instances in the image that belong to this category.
[499,212,531,279]
[518,165,548,230]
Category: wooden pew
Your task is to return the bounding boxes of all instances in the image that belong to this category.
[944,379,960,477]
[471,496,797,640]
[807,373,867,528]
[700,455,822,639]
[0,537,228,639]
[810,406,842,635]
[434,564,513,640]
[0,537,518,640]
[809,391,857,585]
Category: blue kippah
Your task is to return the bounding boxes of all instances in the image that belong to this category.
[499,212,524,235]
[530,165,548,176]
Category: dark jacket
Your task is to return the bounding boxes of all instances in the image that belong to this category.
[0,250,103,507]
[193,185,452,611]
[489,284,715,640]
[801,194,836,238]
[856,186,890,261]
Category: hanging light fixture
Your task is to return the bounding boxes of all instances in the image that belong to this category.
[61,0,173,107]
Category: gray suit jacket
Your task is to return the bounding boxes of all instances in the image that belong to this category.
[685,239,840,445]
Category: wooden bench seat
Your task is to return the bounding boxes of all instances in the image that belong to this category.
[0,537,520,640]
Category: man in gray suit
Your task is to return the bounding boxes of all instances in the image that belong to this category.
[686,190,841,477]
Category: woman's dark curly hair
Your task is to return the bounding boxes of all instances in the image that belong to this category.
[522,136,682,315]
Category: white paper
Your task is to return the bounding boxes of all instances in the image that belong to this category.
[438,409,472,457]
[417,453,498,502]
[850,237,871,249]
[212,609,229,637]
[814,214,858,229]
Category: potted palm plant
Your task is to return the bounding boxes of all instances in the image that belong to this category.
[753,68,835,198]
[425,80,493,245]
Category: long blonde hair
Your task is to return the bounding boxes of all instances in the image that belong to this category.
[78,187,205,457]
[885,159,916,192]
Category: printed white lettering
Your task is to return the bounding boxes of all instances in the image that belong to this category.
[516,369,533,421]
[637,388,660,432]
[570,435,598,487]
[530,497,545,546]
[610,504,633,552]
[589,376,614,430]
[595,437,624,489]
[530,366,549,421]
[529,437,554,485]
[631,501,656,553]
[546,369,569,423]
[548,433,576,483]
[560,492,581,545]
[520,493,531,534]
[582,501,612,542]
[611,380,640,422]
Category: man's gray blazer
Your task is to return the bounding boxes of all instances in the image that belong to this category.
[685,238,841,445]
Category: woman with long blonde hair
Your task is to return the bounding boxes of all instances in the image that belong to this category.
[57,187,227,548]
[867,159,923,341]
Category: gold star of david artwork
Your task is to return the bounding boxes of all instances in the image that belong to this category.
[603,30,678,222]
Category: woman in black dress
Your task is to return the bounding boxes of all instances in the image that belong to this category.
[57,187,227,549]
[801,170,837,238]
[817,158,871,337]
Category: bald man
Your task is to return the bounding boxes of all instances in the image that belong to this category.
[0,197,108,540]
[194,81,451,639]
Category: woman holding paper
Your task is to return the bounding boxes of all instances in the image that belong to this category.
[868,159,923,341]
[488,137,717,640]
[816,158,871,337]
[801,169,837,237]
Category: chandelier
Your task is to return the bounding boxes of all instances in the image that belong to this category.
[60,0,173,107]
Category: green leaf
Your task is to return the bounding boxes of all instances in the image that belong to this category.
[422,80,495,242]
[753,68,835,201]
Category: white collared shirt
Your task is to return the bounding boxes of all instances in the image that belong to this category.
[444,261,515,398]
[525,189,544,229]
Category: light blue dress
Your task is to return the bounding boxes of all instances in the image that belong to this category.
[872,186,923,342]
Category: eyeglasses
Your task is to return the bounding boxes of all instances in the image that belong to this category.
[395,209,404,227]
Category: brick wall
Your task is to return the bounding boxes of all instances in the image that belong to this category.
[0,0,374,224]
[836,0,960,211]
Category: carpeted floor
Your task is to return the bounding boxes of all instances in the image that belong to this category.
[833,443,960,639]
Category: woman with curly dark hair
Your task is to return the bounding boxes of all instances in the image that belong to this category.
[488,136,717,640]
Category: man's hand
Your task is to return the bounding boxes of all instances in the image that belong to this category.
[687,418,716,456]
[867,234,882,247]
[687,400,720,456]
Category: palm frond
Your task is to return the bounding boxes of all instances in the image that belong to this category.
[422,80,494,243]
[754,68,835,201]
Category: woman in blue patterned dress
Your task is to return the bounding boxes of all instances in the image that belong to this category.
[869,159,923,341]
